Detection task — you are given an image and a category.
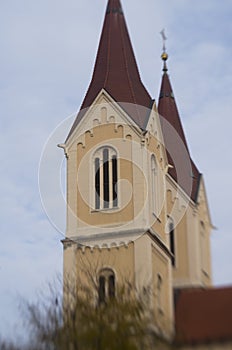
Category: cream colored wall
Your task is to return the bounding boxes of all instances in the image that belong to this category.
[63,240,78,309]
[165,174,212,288]
[134,234,153,290]
[63,241,135,314]
[65,94,176,250]
[185,204,201,286]
[62,90,212,344]
[146,116,168,245]
[172,213,189,283]
[64,89,212,291]
[71,234,174,340]
[76,124,134,227]
[75,243,135,293]
[145,103,211,290]
[151,242,174,339]
[197,179,212,286]
[65,93,156,239]
[166,177,192,287]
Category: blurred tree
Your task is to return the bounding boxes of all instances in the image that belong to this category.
[1,268,172,350]
[23,270,172,350]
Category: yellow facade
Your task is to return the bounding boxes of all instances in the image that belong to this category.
[62,92,212,341]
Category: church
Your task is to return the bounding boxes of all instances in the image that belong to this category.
[60,0,232,348]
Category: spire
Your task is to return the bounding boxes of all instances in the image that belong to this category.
[158,33,189,154]
[82,0,151,114]
[70,0,152,134]
[158,65,189,152]
[158,52,200,202]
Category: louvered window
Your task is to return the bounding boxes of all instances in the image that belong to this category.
[94,147,118,210]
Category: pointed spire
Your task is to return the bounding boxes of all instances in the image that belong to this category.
[158,53,189,152]
[158,53,200,202]
[79,0,151,128]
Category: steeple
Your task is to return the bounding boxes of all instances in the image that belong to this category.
[82,0,151,115]
[158,51,200,202]
[158,53,189,152]
[68,0,152,138]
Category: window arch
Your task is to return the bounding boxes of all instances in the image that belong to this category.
[168,217,175,267]
[94,147,118,210]
[98,268,116,304]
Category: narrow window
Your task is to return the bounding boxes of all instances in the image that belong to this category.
[98,269,115,303]
[169,219,175,266]
[112,155,118,207]
[94,147,118,210]
[103,149,109,208]
[98,276,106,304]
[95,158,100,210]
[108,274,115,298]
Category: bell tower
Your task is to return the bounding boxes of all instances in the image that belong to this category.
[158,48,212,288]
[60,0,212,341]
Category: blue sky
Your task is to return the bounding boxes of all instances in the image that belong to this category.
[1,0,232,341]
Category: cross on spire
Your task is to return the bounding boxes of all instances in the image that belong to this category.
[160,29,168,72]
[160,29,167,52]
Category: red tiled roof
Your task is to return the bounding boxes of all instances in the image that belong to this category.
[158,72,200,202]
[175,287,232,344]
[67,0,152,139]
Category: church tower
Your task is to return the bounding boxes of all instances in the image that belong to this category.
[61,0,212,340]
[158,51,212,289]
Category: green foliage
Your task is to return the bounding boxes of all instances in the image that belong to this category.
[25,283,152,350]
[1,275,172,350]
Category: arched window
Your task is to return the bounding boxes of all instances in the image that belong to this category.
[94,147,118,210]
[98,268,116,304]
[168,217,175,267]
[151,155,157,214]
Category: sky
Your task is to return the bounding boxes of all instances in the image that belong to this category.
[1,0,232,342]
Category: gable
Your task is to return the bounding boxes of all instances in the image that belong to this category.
[65,89,146,149]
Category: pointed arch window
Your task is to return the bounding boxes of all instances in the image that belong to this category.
[94,147,118,210]
[98,268,116,304]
